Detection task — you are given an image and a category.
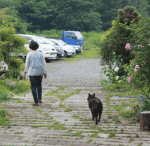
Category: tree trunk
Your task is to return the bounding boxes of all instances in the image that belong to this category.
[140,111,150,131]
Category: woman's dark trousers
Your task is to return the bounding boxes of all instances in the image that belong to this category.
[29,76,43,104]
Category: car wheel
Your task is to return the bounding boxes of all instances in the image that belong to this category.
[64,51,68,57]
[45,58,51,63]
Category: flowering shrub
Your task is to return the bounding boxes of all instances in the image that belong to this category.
[125,18,150,99]
[100,65,127,84]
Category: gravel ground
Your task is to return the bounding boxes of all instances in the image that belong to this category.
[41,59,109,87]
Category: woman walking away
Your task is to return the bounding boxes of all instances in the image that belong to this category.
[24,40,47,106]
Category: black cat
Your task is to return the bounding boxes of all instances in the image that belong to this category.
[87,93,103,124]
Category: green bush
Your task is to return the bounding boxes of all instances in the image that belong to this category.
[100,6,142,66]
[3,78,30,94]
[0,78,30,98]
[6,57,24,79]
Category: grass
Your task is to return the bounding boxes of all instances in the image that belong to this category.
[31,121,67,130]
[87,139,92,143]
[138,142,143,146]
[37,108,42,114]
[0,78,30,103]
[57,89,81,101]
[72,114,80,119]
[0,105,10,126]
[72,131,83,136]
[72,131,85,138]
[112,116,121,123]
[90,131,99,138]
[104,82,149,98]
[59,102,64,108]
[45,87,65,96]
[45,87,82,101]
[108,131,116,138]
[103,82,140,120]
[65,108,72,112]
[129,138,133,143]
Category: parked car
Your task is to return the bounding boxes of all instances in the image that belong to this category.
[37,36,64,59]
[57,40,82,54]
[50,31,84,46]
[48,39,75,57]
[15,34,58,62]
[61,31,84,51]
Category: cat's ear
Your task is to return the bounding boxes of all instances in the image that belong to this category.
[93,93,95,96]
[88,93,91,97]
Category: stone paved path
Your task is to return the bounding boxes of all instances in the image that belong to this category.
[0,86,150,146]
[1,59,150,146]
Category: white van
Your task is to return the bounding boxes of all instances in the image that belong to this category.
[15,34,58,61]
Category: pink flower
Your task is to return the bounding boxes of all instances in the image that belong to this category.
[138,45,144,48]
[144,61,147,64]
[125,43,131,50]
[134,65,139,72]
[128,76,132,83]
[135,65,139,68]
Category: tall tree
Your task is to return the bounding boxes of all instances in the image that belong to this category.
[97,0,128,31]
[127,0,149,19]
[15,0,103,32]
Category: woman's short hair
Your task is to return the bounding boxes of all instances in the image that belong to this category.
[29,40,39,50]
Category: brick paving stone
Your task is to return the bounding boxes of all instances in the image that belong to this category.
[1,59,150,145]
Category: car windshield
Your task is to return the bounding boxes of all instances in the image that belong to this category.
[74,32,83,39]
[31,36,49,44]
[38,37,55,45]
[58,40,67,45]
[20,36,32,44]
[49,39,62,46]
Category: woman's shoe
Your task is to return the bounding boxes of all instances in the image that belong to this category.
[32,103,39,106]
[38,100,42,103]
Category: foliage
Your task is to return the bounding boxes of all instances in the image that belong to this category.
[0,0,150,32]
[0,8,28,79]
[0,8,27,61]
[98,0,128,30]
[0,8,19,29]
[5,58,24,79]
[36,29,62,38]
[123,18,150,120]
[0,78,30,95]
[127,0,149,19]
[118,6,142,25]
[125,18,150,98]
[100,6,142,66]
[101,16,150,122]
[14,0,103,32]
[0,108,9,126]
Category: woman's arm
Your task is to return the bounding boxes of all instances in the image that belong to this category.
[24,53,30,79]
[42,54,47,79]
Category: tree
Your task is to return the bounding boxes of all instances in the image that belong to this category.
[15,0,103,32]
[0,0,32,33]
[127,0,149,19]
[100,6,142,76]
[0,8,27,78]
[97,0,128,31]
